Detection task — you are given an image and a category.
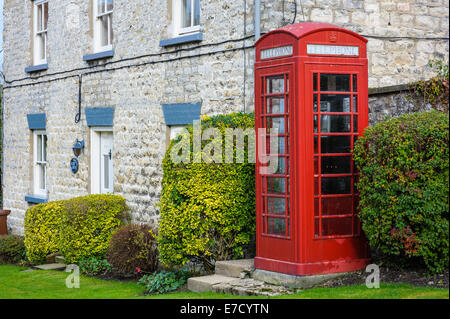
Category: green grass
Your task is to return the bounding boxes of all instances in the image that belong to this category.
[0,265,448,299]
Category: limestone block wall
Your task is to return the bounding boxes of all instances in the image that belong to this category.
[2,0,449,234]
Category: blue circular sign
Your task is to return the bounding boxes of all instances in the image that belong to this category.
[70,158,79,174]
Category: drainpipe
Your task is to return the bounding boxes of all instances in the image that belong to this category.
[254,0,261,41]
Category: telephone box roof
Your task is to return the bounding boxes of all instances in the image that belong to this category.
[256,22,368,45]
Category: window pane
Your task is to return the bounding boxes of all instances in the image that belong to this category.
[320,74,350,92]
[107,0,114,11]
[321,176,351,194]
[98,0,106,14]
[314,198,319,216]
[104,155,110,189]
[321,136,351,153]
[100,15,109,46]
[352,74,357,92]
[37,135,43,161]
[261,156,287,175]
[39,34,46,61]
[313,73,318,91]
[315,218,320,237]
[277,136,287,154]
[109,15,113,44]
[313,94,318,112]
[266,136,289,155]
[43,2,48,30]
[320,115,351,133]
[267,217,286,235]
[193,0,200,26]
[266,117,286,134]
[37,4,43,32]
[319,94,351,112]
[43,135,47,162]
[266,76,285,94]
[39,164,46,190]
[353,115,358,133]
[182,0,192,28]
[266,97,286,114]
[322,217,353,236]
[321,197,353,216]
[266,177,286,194]
[353,95,358,112]
[268,197,286,215]
[314,136,318,154]
[321,156,351,174]
[267,136,287,155]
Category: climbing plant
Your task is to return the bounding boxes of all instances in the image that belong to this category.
[408,59,449,112]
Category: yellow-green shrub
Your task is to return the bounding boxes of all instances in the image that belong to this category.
[24,194,128,264]
[59,195,129,263]
[158,112,256,272]
[24,201,64,264]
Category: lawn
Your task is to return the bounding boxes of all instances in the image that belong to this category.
[0,265,448,299]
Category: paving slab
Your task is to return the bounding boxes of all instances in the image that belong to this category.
[33,263,67,271]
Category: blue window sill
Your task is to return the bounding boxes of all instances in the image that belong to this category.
[25,64,48,73]
[25,194,48,204]
[159,32,203,47]
[83,50,115,62]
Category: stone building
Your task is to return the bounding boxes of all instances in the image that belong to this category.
[1,0,448,235]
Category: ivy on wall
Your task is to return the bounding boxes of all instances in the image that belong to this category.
[408,60,449,113]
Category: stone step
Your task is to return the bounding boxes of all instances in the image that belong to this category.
[33,263,67,271]
[187,274,238,293]
[212,278,294,297]
[55,256,65,264]
[214,259,254,278]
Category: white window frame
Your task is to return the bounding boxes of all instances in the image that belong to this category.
[172,0,200,37]
[90,127,114,194]
[93,0,114,53]
[33,130,47,197]
[33,0,48,65]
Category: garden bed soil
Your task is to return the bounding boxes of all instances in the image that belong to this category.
[317,266,449,289]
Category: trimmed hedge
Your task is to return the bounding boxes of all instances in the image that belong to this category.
[24,201,64,264]
[24,194,128,264]
[158,112,255,272]
[353,111,449,273]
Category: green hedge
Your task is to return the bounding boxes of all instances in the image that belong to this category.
[24,194,128,264]
[353,111,449,273]
[158,112,255,272]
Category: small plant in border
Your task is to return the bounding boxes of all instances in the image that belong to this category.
[78,256,112,277]
[138,269,192,295]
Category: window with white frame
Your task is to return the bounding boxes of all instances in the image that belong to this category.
[93,0,114,52]
[172,0,200,36]
[33,131,47,196]
[90,128,114,194]
[33,0,48,65]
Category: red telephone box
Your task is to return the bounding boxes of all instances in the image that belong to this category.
[254,22,370,276]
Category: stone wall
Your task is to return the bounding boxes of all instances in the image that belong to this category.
[2,0,449,234]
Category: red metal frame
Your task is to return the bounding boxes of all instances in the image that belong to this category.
[254,23,370,276]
